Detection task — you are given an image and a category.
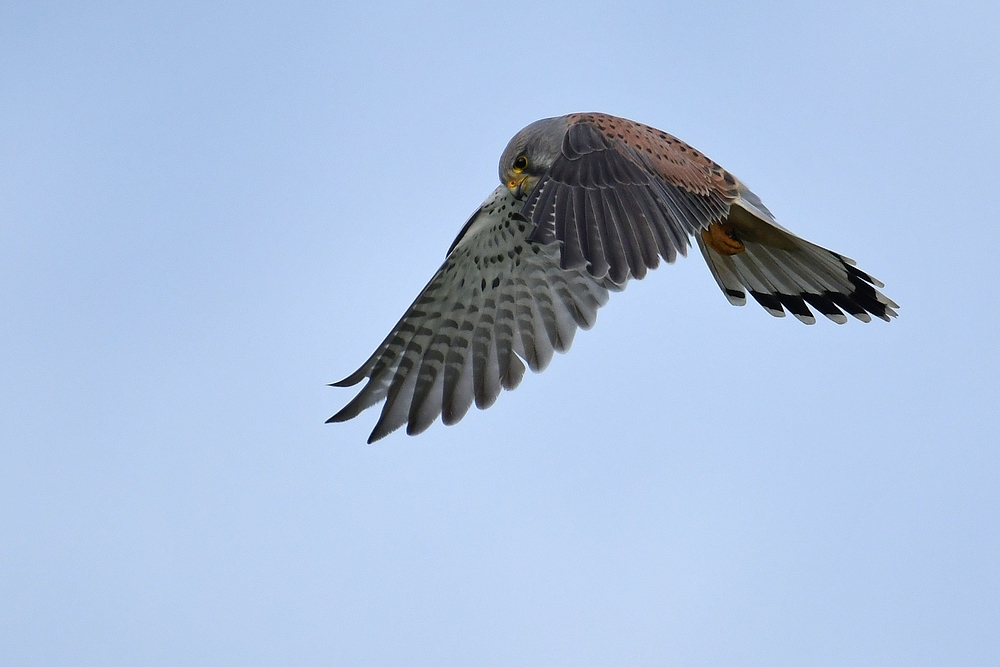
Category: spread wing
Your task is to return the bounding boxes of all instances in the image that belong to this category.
[697,188,899,323]
[328,186,610,443]
[522,113,739,283]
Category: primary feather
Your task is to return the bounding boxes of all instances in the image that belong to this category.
[328,186,610,443]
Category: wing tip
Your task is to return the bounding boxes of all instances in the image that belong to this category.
[367,418,401,444]
[326,399,364,424]
[329,368,368,388]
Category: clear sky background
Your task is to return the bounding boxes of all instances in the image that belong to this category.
[2,1,997,665]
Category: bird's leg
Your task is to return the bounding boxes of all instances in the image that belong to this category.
[702,221,745,256]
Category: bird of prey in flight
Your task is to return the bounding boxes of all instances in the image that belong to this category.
[329,113,897,443]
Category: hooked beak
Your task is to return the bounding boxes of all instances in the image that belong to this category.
[506,175,529,200]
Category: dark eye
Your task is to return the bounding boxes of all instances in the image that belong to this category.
[513,155,528,171]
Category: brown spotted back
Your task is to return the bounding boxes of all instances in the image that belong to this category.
[517,112,737,282]
[567,113,740,201]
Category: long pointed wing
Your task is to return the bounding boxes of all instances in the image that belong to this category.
[329,186,610,443]
[523,113,739,284]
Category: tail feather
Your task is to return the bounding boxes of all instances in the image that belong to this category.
[698,200,897,324]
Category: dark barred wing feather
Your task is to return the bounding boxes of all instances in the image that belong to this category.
[329,186,609,443]
[523,119,733,284]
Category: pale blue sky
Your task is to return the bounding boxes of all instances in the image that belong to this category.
[2,1,998,665]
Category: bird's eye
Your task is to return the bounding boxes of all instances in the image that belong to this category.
[513,155,528,172]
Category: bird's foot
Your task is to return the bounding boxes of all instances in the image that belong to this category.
[702,221,745,256]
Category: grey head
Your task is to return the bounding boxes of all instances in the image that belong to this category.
[498,115,570,199]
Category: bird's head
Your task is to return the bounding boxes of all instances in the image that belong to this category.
[499,116,568,200]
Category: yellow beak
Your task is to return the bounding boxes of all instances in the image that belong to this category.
[507,175,528,199]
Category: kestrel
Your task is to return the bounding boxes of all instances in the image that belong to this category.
[330,113,897,442]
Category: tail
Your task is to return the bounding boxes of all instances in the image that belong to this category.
[698,189,898,324]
